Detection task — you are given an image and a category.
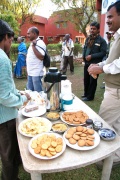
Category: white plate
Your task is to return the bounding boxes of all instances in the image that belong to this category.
[63,131,100,150]
[18,117,52,137]
[21,105,46,117]
[28,132,66,159]
[60,110,87,126]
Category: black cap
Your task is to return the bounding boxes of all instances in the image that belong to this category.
[0,19,14,36]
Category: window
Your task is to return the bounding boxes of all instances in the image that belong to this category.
[62,22,67,28]
[56,23,60,28]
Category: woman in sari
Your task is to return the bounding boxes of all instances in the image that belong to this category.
[14,37,27,78]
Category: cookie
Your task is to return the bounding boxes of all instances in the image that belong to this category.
[69,138,77,144]
[78,139,86,147]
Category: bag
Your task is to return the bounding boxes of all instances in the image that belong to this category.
[35,44,50,68]
[43,50,51,68]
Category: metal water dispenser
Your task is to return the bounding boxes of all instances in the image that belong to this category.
[44,67,67,111]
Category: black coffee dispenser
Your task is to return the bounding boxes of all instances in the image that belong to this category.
[44,67,67,111]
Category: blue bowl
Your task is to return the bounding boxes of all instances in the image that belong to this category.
[98,128,116,141]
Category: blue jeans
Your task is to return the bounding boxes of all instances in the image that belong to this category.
[27,75,43,92]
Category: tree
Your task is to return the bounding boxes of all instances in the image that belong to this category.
[0,12,19,35]
[51,0,97,37]
[0,0,41,34]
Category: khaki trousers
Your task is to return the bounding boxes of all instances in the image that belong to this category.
[99,86,120,162]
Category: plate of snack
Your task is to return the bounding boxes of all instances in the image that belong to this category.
[46,112,60,121]
[51,122,68,134]
[21,104,46,117]
[60,110,89,126]
[28,132,66,159]
[63,126,100,150]
[18,117,52,137]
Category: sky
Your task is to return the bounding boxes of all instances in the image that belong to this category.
[35,0,57,18]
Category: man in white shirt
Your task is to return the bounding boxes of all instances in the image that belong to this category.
[88,1,120,165]
[62,34,74,75]
[26,27,46,92]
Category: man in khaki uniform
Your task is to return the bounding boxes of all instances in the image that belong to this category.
[88,1,120,165]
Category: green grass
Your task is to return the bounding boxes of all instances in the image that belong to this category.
[1,63,120,180]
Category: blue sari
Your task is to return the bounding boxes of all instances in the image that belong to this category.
[14,42,27,78]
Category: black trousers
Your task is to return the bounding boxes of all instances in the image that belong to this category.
[84,64,98,100]
[0,119,20,180]
[62,56,74,74]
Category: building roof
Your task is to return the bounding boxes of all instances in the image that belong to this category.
[33,15,48,24]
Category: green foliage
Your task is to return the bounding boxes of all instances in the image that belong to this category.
[74,44,82,56]
[0,12,19,34]
[47,44,61,56]
[0,0,41,31]
[10,43,82,61]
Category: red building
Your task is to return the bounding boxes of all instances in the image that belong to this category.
[20,13,85,45]
[21,1,116,44]
[20,15,48,42]
[45,11,85,44]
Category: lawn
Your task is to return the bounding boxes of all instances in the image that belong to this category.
[1,63,120,180]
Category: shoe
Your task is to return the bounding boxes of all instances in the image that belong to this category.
[96,160,120,170]
[81,95,86,98]
[70,72,74,75]
[82,97,93,101]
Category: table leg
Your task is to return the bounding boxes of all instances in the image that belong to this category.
[31,172,42,180]
[101,155,114,180]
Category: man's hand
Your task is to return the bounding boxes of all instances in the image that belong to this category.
[88,64,103,76]
[32,40,37,46]
[85,55,92,61]
[24,93,31,101]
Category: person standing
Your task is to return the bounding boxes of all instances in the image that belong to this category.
[60,37,65,71]
[62,34,74,75]
[26,27,46,92]
[14,37,27,78]
[0,19,31,180]
[82,22,107,101]
[88,1,120,165]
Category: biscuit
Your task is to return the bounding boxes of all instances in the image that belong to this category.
[87,129,94,135]
[65,133,73,139]
[69,138,77,144]
[86,140,94,146]
[76,126,83,132]
[34,146,41,154]
[75,132,82,135]
[50,151,57,156]
[40,149,46,156]
[46,150,52,157]
[73,134,80,140]
[56,137,63,145]
[78,140,86,147]
[51,141,57,147]
[55,145,63,153]
[41,143,48,150]
[31,142,37,149]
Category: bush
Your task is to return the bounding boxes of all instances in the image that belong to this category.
[9,43,83,62]
[74,44,82,57]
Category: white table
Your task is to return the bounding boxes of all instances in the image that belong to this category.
[16,96,120,180]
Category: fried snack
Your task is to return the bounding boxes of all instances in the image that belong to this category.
[65,126,95,147]
[47,112,60,119]
[31,134,64,158]
[52,123,67,132]
[20,117,51,136]
[62,110,89,125]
